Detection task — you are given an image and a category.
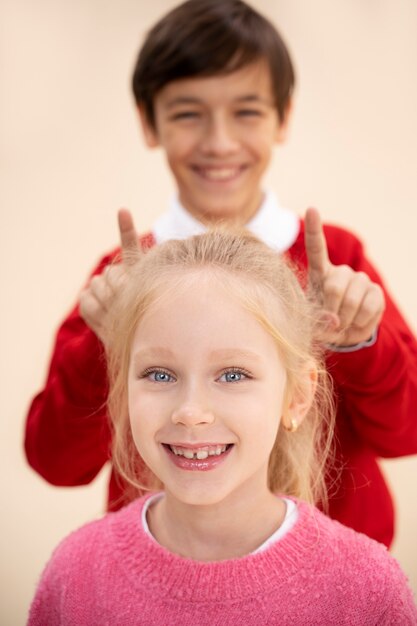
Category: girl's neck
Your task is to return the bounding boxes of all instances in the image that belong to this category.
[146,487,286,562]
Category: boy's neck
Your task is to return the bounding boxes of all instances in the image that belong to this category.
[179,189,264,228]
[146,486,286,561]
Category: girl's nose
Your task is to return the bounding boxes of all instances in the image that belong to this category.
[171,402,215,427]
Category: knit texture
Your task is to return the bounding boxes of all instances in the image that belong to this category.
[28,495,417,625]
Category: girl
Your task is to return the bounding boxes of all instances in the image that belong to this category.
[28,231,416,625]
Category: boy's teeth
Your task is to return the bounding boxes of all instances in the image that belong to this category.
[202,168,239,180]
[170,444,227,459]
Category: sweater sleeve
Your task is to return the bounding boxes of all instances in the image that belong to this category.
[323,224,417,457]
[24,250,118,486]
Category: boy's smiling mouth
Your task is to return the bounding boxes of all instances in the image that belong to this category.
[191,165,246,182]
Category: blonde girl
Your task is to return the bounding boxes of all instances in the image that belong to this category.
[29,231,416,625]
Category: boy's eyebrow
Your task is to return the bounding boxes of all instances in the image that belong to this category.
[165,94,272,108]
[165,96,203,108]
[234,94,272,105]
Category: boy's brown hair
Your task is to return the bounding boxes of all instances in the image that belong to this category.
[132,0,295,128]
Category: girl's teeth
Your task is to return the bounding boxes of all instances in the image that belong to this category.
[169,445,227,459]
[209,446,223,456]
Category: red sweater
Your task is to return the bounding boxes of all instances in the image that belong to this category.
[24,222,417,547]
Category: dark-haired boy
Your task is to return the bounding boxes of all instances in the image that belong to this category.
[25,0,417,548]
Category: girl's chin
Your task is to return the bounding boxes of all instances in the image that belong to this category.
[162,480,234,508]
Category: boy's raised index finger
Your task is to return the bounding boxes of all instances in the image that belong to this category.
[118,208,139,264]
[304,207,330,278]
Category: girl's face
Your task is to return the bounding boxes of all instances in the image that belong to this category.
[128,275,289,508]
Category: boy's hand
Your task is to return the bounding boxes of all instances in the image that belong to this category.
[117,209,141,265]
[79,209,139,347]
[304,208,385,347]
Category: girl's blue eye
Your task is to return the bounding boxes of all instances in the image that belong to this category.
[146,370,174,383]
[219,370,247,383]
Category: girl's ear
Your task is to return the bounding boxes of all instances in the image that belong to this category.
[283,362,317,432]
[275,98,293,145]
[137,105,160,148]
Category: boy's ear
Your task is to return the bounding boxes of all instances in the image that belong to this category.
[275,98,293,144]
[137,105,160,148]
[283,362,317,430]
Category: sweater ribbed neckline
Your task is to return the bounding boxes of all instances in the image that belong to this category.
[107,495,334,603]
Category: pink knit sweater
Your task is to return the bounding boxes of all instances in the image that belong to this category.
[28,495,417,625]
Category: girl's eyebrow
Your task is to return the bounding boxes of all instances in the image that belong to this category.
[132,347,261,363]
[208,348,262,363]
[132,347,175,362]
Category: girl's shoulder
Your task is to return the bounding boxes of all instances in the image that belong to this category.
[43,496,147,574]
[296,500,414,601]
[297,499,393,563]
[28,497,151,624]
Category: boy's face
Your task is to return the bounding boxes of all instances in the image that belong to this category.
[139,60,290,225]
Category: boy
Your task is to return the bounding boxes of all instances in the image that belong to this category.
[24,0,417,548]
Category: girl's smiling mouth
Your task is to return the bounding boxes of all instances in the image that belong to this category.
[162,443,234,470]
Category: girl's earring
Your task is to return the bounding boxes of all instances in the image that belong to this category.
[284,419,298,433]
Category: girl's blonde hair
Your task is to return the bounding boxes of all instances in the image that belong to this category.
[107,230,335,507]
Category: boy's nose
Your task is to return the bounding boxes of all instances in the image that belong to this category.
[200,116,239,156]
[171,402,215,427]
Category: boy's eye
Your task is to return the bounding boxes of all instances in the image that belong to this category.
[142,369,176,383]
[171,111,200,121]
[218,369,249,383]
[236,109,263,118]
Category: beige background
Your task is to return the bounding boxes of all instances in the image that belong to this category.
[1,0,417,623]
